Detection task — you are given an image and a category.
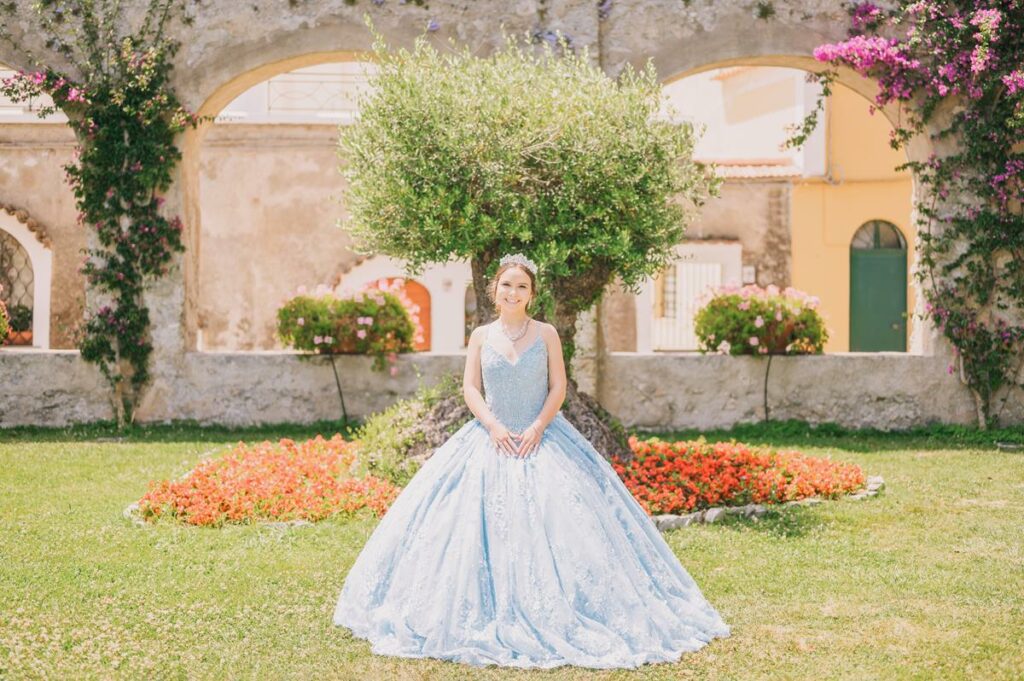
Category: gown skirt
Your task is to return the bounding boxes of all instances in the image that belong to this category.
[333,331,731,669]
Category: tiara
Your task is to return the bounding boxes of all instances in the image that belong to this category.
[499,253,538,275]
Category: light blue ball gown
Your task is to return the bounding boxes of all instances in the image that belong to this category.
[333,324,731,669]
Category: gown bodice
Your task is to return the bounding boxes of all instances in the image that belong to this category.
[480,324,550,433]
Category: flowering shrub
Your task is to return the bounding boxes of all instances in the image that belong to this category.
[789,1,1024,427]
[0,1,202,427]
[362,277,427,349]
[277,285,417,374]
[612,437,866,516]
[0,288,8,344]
[694,284,828,355]
[137,435,400,527]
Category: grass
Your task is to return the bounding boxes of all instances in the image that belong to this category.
[1,421,1023,679]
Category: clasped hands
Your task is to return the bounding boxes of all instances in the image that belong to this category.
[487,421,544,458]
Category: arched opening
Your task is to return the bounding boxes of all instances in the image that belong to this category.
[376,276,431,352]
[191,58,375,352]
[604,60,917,355]
[849,220,908,352]
[0,211,53,349]
[0,229,33,344]
[0,64,74,350]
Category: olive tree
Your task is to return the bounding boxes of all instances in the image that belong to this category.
[339,31,717,370]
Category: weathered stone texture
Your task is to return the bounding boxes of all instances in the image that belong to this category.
[688,180,792,287]
[1,0,995,428]
[4,350,1019,429]
[0,124,84,349]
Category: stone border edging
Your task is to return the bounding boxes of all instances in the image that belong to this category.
[653,475,885,532]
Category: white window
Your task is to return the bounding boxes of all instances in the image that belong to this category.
[648,241,742,351]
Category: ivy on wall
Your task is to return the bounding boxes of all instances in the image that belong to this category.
[1,0,202,426]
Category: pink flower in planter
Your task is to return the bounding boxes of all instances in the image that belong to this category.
[775,310,783,321]
[749,336,760,346]
[324,336,334,345]
[314,335,323,344]
[754,316,765,328]
[356,329,367,339]
[738,300,751,311]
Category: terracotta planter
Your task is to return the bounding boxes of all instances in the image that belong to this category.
[7,330,32,346]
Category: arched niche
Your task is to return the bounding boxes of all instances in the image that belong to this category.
[335,255,472,353]
[0,210,52,348]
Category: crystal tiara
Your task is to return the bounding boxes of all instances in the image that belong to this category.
[499,253,538,275]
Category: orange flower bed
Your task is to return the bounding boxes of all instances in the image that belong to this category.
[612,437,866,516]
[138,435,399,527]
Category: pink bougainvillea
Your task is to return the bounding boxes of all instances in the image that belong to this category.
[798,1,1024,428]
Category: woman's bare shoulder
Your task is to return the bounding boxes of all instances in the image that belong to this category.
[468,323,493,345]
[537,321,559,339]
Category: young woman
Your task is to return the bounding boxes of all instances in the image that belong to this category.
[333,253,730,669]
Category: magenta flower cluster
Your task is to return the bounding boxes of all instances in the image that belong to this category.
[808,0,1024,427]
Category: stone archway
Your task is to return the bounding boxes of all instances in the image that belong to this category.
[2,0,972,426]
[156,2,938,362]
[0,205,53,348]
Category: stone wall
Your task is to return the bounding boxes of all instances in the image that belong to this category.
[4,349,1016,430]
[197,124,357,350]
[691,180,792,288]
[0,124,83,349]
[0,0,972,429]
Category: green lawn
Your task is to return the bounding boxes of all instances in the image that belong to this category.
[1,422,1022,680]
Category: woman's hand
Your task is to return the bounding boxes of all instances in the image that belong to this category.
[516,422,544,458]
[487,422,519,457]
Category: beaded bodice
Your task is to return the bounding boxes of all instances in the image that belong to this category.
[480,323,549,433]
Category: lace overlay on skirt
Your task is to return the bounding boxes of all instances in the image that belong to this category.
[332,323,731,669]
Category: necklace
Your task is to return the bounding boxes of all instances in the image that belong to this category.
[500,317,531,342]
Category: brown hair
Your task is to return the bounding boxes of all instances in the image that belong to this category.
[487,262,537,311]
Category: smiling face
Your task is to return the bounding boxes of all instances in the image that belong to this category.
[492,264,535,314]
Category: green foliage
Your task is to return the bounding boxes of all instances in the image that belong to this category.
[7,304,31,333]
[755,2,776,20]
[339,27,717,366]
[694,285,828,355]
[0,296,8,342]
[276,289,416,372]
[353,374,464,486]
[0,0,201,427]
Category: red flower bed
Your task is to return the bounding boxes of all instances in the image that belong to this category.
[612,437,865,516]
[138,435,399,527]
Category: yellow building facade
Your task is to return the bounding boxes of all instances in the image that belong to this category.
[790,86,914,352]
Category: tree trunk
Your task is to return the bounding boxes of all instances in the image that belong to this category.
[470,252,497,328]
[547,304,579,380]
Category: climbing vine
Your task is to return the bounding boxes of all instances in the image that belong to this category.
[0,0,201,426]
[790,1,1024,428]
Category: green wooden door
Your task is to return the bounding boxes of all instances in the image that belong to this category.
[850,221,907,351]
